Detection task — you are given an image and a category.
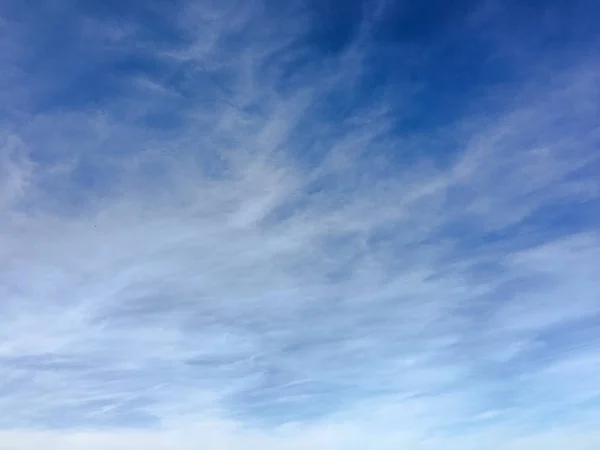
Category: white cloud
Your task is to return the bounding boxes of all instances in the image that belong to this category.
[1,0,600,448]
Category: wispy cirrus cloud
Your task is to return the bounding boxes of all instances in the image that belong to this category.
[1,0,600,448]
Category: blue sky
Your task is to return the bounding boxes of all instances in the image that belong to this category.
[1,0,600,448]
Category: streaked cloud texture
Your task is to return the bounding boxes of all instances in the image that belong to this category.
[1,0,600,448]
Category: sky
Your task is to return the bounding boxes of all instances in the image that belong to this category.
[1,0,600,449]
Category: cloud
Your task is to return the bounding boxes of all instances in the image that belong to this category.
[1,0,600,448]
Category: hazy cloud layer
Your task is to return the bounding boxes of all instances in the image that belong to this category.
[1,0,600,448]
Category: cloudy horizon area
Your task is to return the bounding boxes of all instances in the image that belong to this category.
[1,0,600,449]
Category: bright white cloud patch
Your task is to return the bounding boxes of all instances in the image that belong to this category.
[1,0,600,449]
